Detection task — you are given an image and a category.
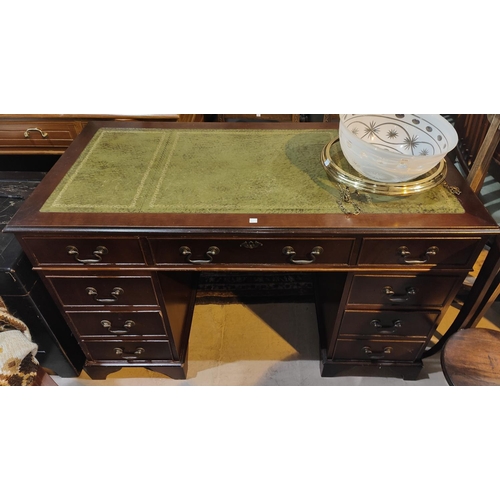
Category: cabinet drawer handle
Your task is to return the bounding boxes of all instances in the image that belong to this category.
[370,319,402,334]
[86,286,124,303]
[24,127,48,138]
[66,245,108,263]
[179,245,220,264]
[362,346,393,359]
[383,286,417,302]
[282,246,323,264]
[114,347,145,360]
[398,246,439,264]
[101,319,135,334]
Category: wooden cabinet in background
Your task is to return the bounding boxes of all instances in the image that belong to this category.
[0,114,180,155]
[212,114,338,123]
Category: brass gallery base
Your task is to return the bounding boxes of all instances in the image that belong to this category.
[320,350,423,381]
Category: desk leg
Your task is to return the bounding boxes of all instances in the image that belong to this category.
[451,235,500,330]
[84,363,188,380]
[146,365,188,379]
[320,353,423,380]
[84,365,123,380]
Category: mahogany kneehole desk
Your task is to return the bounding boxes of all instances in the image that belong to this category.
[5,121,499,380]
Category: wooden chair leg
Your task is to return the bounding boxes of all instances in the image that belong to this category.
[468,273,500,328]
[423,234,500,358]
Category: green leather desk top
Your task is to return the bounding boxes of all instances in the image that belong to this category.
[40,128,464,215]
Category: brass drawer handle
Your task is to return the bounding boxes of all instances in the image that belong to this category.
[179,245,220,264]
[398,246,439,264]
[370,319,402,334]
[66,245,108,263]
[362,346,393,359]
[114,347,145,360]
[283,246,323,264]
[24,127,48,138]
[383,286,417,302]
[86,286,124,303]
[101,319,135,334]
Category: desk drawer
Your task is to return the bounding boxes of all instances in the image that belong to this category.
[67,311,167,338]
[333,339,425,362]
[0,121,80,151]
[47,275,158,307]
[24,237,146,266]
[339,311,439,338]
[347,274,462,308]
[83,340,172,361]
[149,238,355,266]
[358,237,482,267]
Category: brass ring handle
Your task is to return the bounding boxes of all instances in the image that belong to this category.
[66,245,108,263]
[114,347,145,360]
[86,286,124,303]
[398,246,439,264]
[282,246,323,264]
[179,245,220,264]
[24,127,48,138]
[101,319,135,334]
[370,319,402,334]
[362,346,393,359]
[383,286,417,302]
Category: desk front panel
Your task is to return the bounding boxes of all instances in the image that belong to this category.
[149,237,356,267]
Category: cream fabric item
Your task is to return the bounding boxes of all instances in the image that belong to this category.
[0,305,38,382]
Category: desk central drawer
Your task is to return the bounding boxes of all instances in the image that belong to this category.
[149,238,355,265]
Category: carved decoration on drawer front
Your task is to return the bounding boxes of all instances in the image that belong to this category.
[240,241,263,249]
